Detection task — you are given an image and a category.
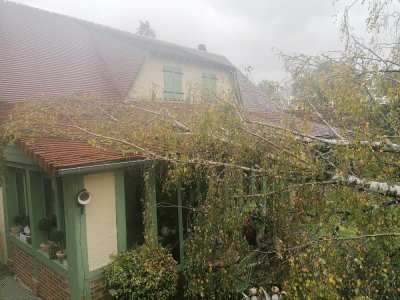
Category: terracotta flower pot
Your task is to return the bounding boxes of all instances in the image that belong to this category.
[56,250,67,263]
[40,242,51,253]
[10,226,22,236]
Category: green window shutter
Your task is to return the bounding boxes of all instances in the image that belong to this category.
[202,73,217,93]
[163,66,183,100]
[173,73,183,100]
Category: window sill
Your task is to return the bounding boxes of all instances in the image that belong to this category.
[36,249,69,277]
[9,233,69,277]
[9,233,32,252]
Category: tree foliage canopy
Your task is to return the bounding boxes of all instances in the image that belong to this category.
[136,20,156,39]
[1,92,399,298]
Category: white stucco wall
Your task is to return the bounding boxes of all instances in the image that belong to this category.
[0,186,7,264]
[84,172,118,271]
[128,55,233,100]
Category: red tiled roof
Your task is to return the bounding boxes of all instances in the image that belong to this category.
[250,107,333,137]
[0,1,149,104]
[86,23,234,68]
[0,0,298,118]
[0,1,234,106]
[237,71,333,137]
[18,137,141,176]
[237,70,269,111]
[0,1,334,174]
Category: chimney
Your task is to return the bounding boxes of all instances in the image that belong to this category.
[197,44,207,51]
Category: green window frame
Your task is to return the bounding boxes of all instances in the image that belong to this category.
[42,178,65,228]
[163,65,183,100]
[150,166,204,269]
[202,72,217,93]
[40,177,66,243]
[15,169,28,216]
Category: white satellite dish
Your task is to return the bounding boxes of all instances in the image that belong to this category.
[77,189,92,205]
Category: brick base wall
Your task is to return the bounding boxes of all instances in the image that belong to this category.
[10,242,71,300]
[9,243,36,294]
[38,262,70,300]
[90,278,111,300]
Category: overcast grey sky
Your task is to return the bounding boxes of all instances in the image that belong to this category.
[12,0,369,82]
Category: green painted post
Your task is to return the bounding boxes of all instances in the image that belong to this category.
[114,170,127,252]
[62,175,89,300]
[27,171,46,281]
[51,178,62,231]
[4,168,18,226]
[2,167,15,256]
[29,172,46,249]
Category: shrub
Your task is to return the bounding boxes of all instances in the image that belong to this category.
[104,245,178,299]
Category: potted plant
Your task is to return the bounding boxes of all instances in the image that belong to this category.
[51,230,66,263]
[48,241,59,260]
[19,215,31,244]
[10,214,23,235]
[38,217,53,253]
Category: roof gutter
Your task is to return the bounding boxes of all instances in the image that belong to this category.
[57,158,154,176]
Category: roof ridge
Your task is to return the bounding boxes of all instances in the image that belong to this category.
[81,20,228,59]
[2,0,231,65]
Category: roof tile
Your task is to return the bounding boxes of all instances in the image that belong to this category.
[18,137,142,176]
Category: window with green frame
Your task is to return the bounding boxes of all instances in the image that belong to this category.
[15,169,28,217]
[156,170,181,263]
[125,168,145,248]
[154,166,205,267]
[41,177,66,247]
[163,65,183,100]
[202,72,217,93]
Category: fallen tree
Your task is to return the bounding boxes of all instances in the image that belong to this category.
[1,94,399,299]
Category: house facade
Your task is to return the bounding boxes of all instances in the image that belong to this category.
[2,139,150,299]
[0,2,332,299]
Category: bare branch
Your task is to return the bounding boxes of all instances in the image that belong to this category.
[254,232,400,255]
[248,119,400,153]
[129,103,190,132]
[79,99,119,122]
[334,174,400,199]
[36,120,268,174]
[238,126,307,164]
[236,180,338,199]
[352,36,400,68]
[304,98,344,139]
